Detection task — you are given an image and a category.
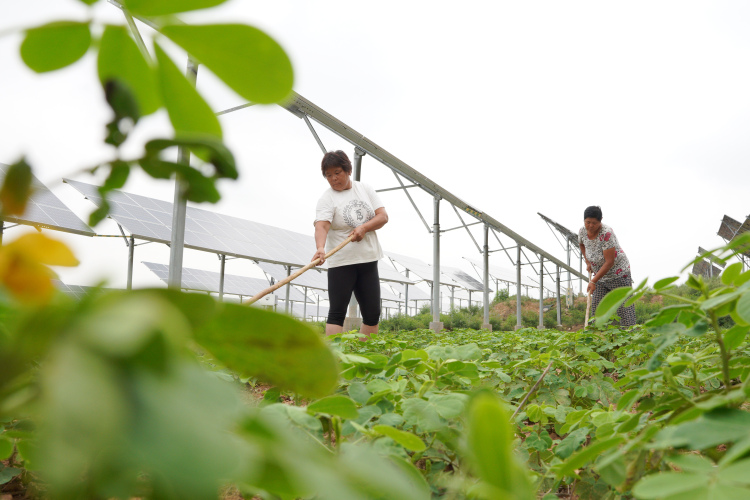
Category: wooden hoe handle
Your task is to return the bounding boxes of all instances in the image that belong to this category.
[245,235,353,306]
[584,270,592,327]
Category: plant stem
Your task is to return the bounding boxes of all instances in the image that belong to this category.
[709,311,731,393]
[659,293,701,305]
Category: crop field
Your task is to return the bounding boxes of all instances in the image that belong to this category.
[4,237,750,499]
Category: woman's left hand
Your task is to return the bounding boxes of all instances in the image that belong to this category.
[349,225,367,242]
[587,281,596,294]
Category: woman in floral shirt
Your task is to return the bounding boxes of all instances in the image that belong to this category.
[578,206,636,326]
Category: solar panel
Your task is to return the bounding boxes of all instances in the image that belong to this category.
[279,301,330,320]
[692,261,722,279]
[256,261,329,290]
[65,178,320,267]
[388,281,432,301]
[442,266,484,291]
[387,252,460,286]
[142,261,312,303]
[718,215,743,241]
[0,164,95,236]
[52,279,105,299]
[697,246,726,269]
[462,256,539,288]
[538,212,578,243]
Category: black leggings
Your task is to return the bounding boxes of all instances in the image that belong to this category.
[327,261,381,327]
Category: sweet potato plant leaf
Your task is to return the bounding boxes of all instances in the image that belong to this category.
[98,26,160,116]
[101,161,130,191]
[0,159,33,216]
[154,43,222,139]
[123,0,228,16]
[192,302,338,398]
[632,472,709,499]
[594,287,632,327]
[555,427,590,459]
[465,392,535,500]
[0,439,13,460]
[724,325,750,352]
[161,24,293,104]
[556,437,624,478]
[722,263,744,286]
[373,425,426,452]
[308,396,358,419]
[0,465,22,485]
[21,21,91,73]
[737,291,750,324]
[652,408,750,450]
[144,137,237,179]
[653,276,679,291]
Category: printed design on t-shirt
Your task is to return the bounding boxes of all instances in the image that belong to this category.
[342,200,375,228]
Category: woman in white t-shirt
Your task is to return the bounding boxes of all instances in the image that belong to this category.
[312,150,389,338]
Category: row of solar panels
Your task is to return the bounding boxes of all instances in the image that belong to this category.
[2,163,567,300]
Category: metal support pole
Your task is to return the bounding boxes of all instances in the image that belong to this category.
[284,265,291,314]
[352,146,365,181]
[218,254,226,301]
[405,270,410,316]
[538,257,545,329]
[126,235,134,290]
[483,223,491,329]
[516,246,523,330]
[566,239,572,292]
[0,221,4,245]
[303,286,308,320]
[430,195,443,332]
[450,287,455,311]
[579,252,583,295]
[168,58,198,290]
[556,266,562,328]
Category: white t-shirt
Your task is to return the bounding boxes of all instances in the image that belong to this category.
[314,181,384,268]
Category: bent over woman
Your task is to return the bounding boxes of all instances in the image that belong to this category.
[312,150,389,338]
[578,205,636,326]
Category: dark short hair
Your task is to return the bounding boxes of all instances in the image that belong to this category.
[584,206,602,221]
[321,150,352,177]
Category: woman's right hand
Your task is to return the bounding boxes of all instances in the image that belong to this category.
[586,261,592,272]
[312,247,326,266]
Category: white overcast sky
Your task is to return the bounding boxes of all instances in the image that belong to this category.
[1,0,749,298]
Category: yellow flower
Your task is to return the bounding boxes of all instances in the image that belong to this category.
[0,233,79,303]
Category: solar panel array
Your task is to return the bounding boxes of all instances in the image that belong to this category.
[442,266,484,291]
[387,252,460,286]
[462,256,540,288]
[1,164,94,236]
[717,215,750,258]
[256,261,329,290]
[66,179,319,266]
[387,281,432,301]
[52,279,103,299]
[142,262,312,303]
[692,260,722,279]
[538,212,578,243]
[280,301,330,320]
[698,246,726,269]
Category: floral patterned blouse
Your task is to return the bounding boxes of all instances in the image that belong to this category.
[578,224,631,283]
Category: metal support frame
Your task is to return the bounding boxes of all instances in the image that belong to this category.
[284,265,291,314]
[126,235,134,290]
[430,195,443,331]
[168,57,198,290]
[303,115,328,154]
[219,254,226,301]
[516,246,523,330]
[538,257,545,329]
[556,266,562,328]
[404,269,410,316]
[303,286,308,320]
[483,224,490,329]
[392,170,431,233]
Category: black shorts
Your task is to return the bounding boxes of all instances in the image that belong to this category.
[327,261,381,326]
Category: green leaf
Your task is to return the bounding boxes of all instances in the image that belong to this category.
[616,390,640,411]
[347,382,370,405]
[161,24,293,104]
[429,393,467,419]
[595,287,632,327]
[0,158,33,216]
[123,0,229,16]
[632,472,709,499]
[724,325,750,352]
[654,276,679,291]
[154,43,222,139]
[737,291,750,324]
[0,438,13,460]
[526,404,543,423]
[722,263,744,285]
[98,25,160,116]
[556,437,624,477]
[308,396,358,419]
[373,425,426,451]
[465,392,535,500]
[652,408,750,449]
[101,161,130,192]
[701,290,741,312]
[667,454,715,473]
[555,427,590,459]
[143,137,237,179]
[719,458,750,485]
[21,21,91,73]
[0,465,22,486]
[190,300,338,399]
